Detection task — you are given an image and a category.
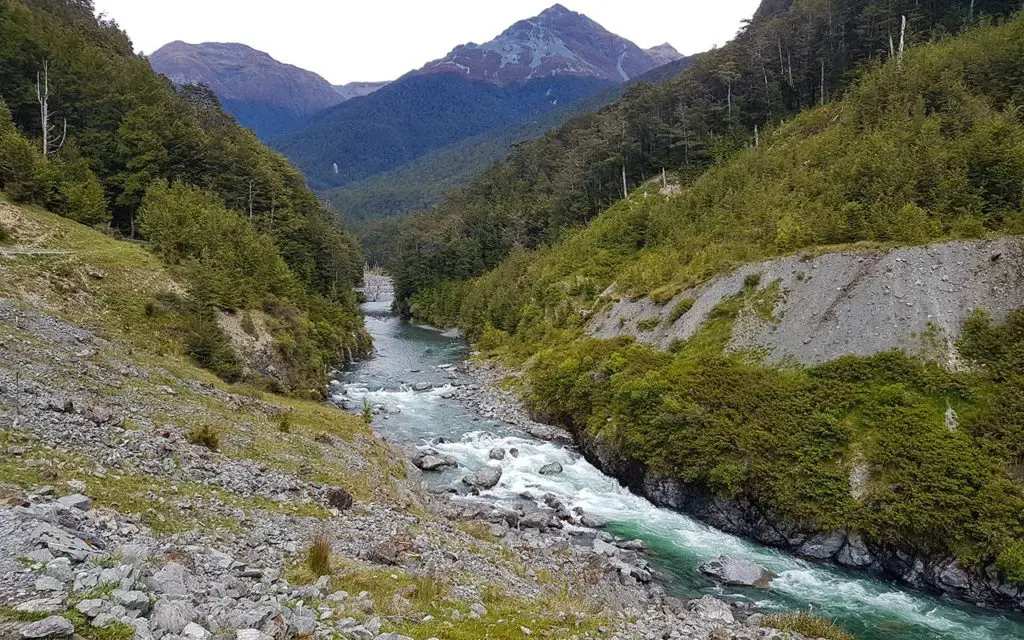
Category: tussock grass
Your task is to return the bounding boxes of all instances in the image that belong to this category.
[306,529,332,576]
[762,611,855,640]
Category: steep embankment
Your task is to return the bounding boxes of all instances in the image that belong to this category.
[589,237,1024,365]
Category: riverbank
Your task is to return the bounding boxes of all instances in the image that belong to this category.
[441,355,1024,638]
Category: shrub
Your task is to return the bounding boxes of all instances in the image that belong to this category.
[743,273,762,288]
[637,318,660,332]
[240,313,257,336]
[0,223,12,244]
[307,529,332,576]
[276,411,292,433]
[185,425,219,451]
[762,612,853,640]
[361,398,373,425]
[669,298,695,323]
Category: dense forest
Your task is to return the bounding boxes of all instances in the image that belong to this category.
[388,0,1018,311]
[386,0,1024,600]
[0,0,369,393]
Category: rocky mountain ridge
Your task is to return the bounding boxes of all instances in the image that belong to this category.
[149,42,386,139]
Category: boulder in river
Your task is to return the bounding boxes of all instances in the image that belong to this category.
[488,447,506,461]
[462,466,502,490]
[412,449,458,471]
[698,555,774,588]
[538,462,563,476]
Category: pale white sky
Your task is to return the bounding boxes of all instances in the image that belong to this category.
[93,0,762,85]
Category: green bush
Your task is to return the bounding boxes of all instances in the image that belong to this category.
[762,611,854,640]
[185,424,219,451]
[668,298,695,323]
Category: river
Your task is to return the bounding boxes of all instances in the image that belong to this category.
[335,294,1024,640]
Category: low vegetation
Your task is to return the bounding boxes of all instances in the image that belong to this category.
[762,611,855,640]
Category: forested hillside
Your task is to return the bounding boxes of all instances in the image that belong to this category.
[390,0,1016,309]
[0,0,369,393]
[386,0,1024,609]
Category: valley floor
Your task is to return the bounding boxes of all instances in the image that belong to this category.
[0,203,810,640]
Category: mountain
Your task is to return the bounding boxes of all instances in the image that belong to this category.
[327,53,699,224]
[333,81,389,101]
[149,41,385,139]
[417,4,674,84]
[645,43,684,66]
[274,4,678,191]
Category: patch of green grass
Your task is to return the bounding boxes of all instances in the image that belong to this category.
[668,298,694,323]
[762,611,854,640]
[636,318,660,332]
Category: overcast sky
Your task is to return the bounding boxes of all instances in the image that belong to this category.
[92,0,762,85]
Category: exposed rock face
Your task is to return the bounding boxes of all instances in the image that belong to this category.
[571,421,1024,611]
[589,236,1024,366]
[698,556,774,588]
[418,4,674,85]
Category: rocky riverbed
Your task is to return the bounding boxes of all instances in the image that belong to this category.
[0,301,808,640]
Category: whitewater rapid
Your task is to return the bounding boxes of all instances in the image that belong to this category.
[336,298,1024,640]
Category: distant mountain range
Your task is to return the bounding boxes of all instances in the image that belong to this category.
[149,41,386,139]
[273,4,682,191]
[149,4,686,206]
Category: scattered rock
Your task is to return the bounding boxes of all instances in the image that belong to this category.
[488,447,506,461]
[56,493,92,511]
[18,616,75,639]
[326,487,354,511]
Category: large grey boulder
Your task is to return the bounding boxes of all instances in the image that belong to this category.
[150,599,196,634]
[688,596,734,624]
[18,616,75,639]
[56,494,92,511]
[698,555,774,588]
[462,466,502,490]
[488,447,506,461]
[149,562,188,595]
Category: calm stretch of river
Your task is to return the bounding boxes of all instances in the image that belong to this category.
[337,294,1024,640]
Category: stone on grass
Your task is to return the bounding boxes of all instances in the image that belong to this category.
[56,494,92,511]
[326,487,353,511]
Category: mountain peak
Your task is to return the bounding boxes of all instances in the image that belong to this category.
[539,3,573,16]
[416,5,671,85]
[645,43,684,66]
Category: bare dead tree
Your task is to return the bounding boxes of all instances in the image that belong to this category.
[898,15,907,67]
[248,179,255,219]
[820,59,826,106]
[36,60,67,158]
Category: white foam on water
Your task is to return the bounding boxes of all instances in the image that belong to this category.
[426,430,1020,640]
